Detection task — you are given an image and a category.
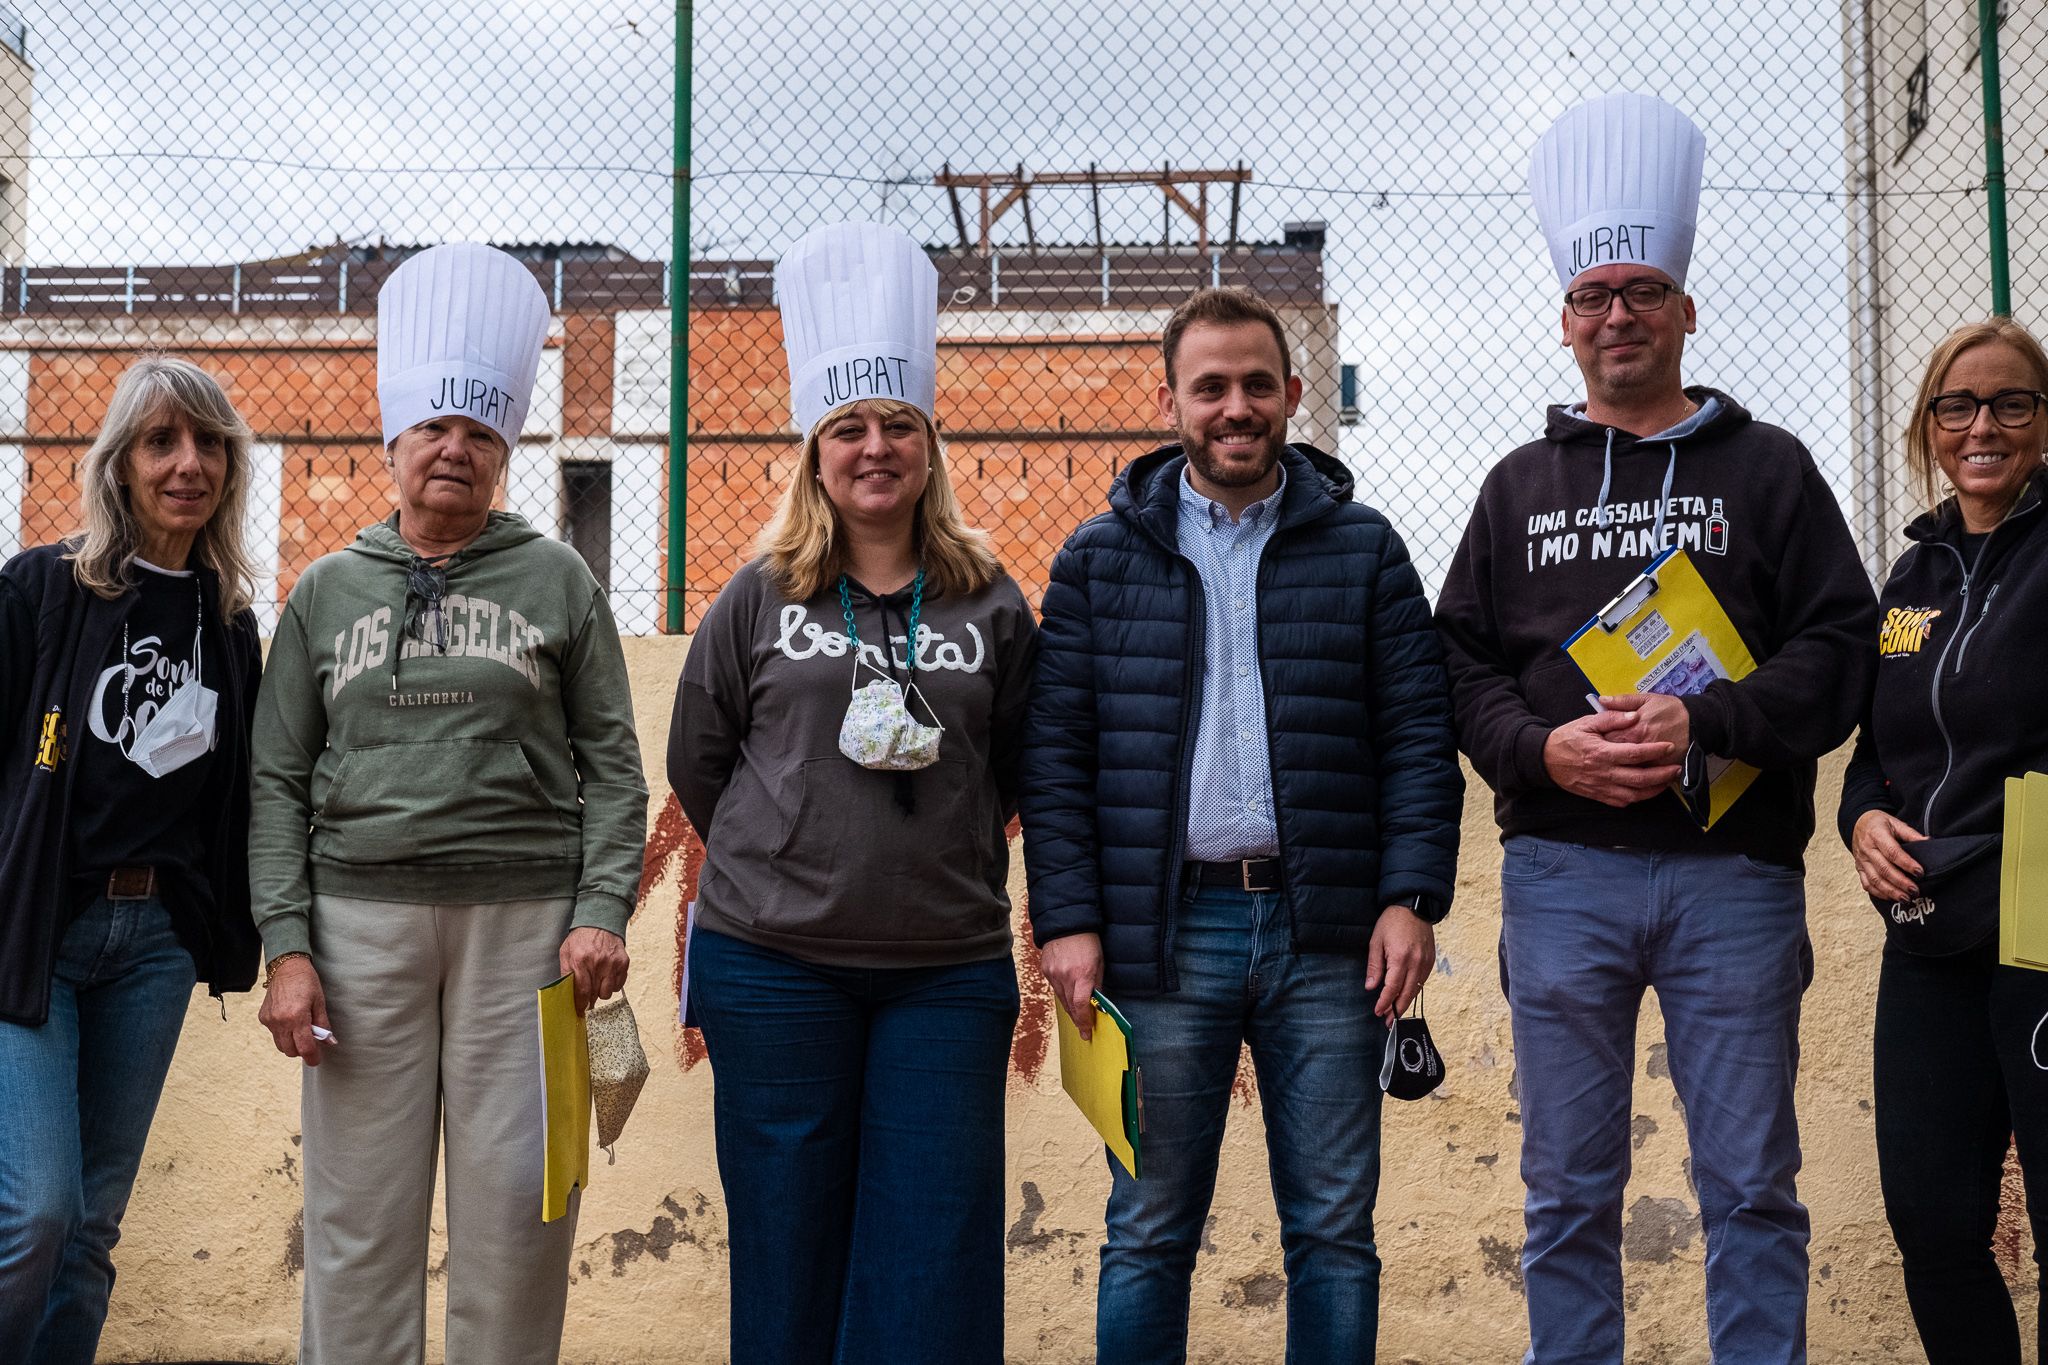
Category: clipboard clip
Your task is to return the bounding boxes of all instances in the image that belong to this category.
[1594,566,1660,633]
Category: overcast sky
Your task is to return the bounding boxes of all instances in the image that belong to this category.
[20,0,1854,586]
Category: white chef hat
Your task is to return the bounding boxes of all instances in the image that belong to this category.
[775,222,939,439]
[376,242,550,450]
[1530,93,1707,290]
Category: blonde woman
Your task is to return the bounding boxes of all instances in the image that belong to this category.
[1840,317,2048,1363]
[667,223,1038,1364]
[0,356,263,1362]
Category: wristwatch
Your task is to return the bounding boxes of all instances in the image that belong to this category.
[1387,894,1446,925]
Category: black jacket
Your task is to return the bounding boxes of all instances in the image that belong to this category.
[1018,443,1463,995]
[1434,389,1878,866]
[1840,470,2048,851]
[0,544,263,1025]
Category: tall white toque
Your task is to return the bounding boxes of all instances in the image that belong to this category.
[376,242,550,450]
[775,222,939,439]
[1530,93,1707,290]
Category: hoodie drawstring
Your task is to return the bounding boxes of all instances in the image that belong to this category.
[1594,428,1616,528]
[1654,443,1677,549]
[1593,428,1680,552]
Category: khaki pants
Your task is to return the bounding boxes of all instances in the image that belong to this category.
[299,894,578,1365]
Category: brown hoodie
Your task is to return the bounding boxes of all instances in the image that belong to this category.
[667,559,1038,967]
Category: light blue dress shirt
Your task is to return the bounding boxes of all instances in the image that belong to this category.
[1177,461,1286,861]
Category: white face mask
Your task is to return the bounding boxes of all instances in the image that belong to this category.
[130,673,220,778]
[119,581,220,780]
[838,661,943,771]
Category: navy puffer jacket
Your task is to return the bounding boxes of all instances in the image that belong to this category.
[1020,443,1463,995]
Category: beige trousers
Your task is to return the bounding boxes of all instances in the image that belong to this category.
[298,894,578,1365]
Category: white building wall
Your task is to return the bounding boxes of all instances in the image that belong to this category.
[0,348,24,559]
[1850,0,2048,551]
[611,439,665,635]
[508,346,566,537]
[247,441,282,633]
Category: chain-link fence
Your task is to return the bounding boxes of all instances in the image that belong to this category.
[4,0,2038,631]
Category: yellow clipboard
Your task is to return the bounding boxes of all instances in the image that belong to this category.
[1055,991,1143,1179]
[537,974,590,1222]
[2001,772,2048,972]
[1563,548,1759,829]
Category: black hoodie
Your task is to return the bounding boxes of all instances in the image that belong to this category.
[1839,469,2048,850]
[1434,387,1877,866]
[0,544,262,1025]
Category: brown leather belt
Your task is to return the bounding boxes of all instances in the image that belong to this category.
[1186,857,1282,893]
[105,866,157,900]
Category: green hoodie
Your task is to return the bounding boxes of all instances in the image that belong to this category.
[249,512,647,959]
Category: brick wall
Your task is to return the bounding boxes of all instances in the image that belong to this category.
[4,295,1329,629]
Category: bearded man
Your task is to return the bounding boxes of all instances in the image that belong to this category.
[1019,286,1463,1364]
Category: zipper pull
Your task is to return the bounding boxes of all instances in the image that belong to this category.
[1952,581,2002,677]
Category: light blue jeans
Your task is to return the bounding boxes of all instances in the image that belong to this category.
[1500,836,1812,1365]
[0,895,196,1365]
[1097,883,1388,1365]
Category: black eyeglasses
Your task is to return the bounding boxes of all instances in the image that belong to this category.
[1928,388,2047,432]
[1564,281,1680,317]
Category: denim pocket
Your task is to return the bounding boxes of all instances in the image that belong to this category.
[1736,853,1806,881]
[1501,835,1575,883]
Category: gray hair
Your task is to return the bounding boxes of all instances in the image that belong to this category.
[69,355,258,619]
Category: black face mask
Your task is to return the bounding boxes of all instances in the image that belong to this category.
[1379,991,1445,1102]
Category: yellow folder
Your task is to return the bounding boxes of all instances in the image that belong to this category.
[537,974,590,1222]
[1563,548,1760,829]
[2000,773,2048,972]
[1055,991,1143,1179]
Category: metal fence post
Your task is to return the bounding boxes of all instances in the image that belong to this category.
[666,0,693,634]
[1979,0,2012,316]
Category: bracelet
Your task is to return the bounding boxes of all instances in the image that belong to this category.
[264,951,312,988]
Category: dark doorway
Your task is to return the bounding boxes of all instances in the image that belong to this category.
[560,460,612,594]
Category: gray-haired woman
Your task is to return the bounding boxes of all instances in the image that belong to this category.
[0,355,265,1362]
[250,243,645,1365]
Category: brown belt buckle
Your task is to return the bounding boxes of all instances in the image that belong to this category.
[106,867,156,900]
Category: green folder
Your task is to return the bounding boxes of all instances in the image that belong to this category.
[1056,990,1144,1179]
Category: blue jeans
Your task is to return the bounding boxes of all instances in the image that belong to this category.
[1098,884,1387,1365]
[690,927,1020,1365]
[1500,836,1811,1365]
[0,896,196,1365]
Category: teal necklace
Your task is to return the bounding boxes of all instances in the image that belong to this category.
[837,567,925,676]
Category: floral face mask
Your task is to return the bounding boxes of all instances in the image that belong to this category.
[839,666,944,770]
[834,569,943,771]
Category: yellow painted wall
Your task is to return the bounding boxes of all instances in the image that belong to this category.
[97,635,2000,1363]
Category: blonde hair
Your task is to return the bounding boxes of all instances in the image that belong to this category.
[1904,318,2048,511]
[69,356,258,619]
[757,398,1001,601]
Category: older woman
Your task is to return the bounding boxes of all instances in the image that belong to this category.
[668,222,1038,1363]
[250,243,646,1365]
[1841,317,2048,1364]
[0,356,263,1362]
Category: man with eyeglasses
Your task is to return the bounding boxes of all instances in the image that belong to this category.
[1434,95,1876,1363]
